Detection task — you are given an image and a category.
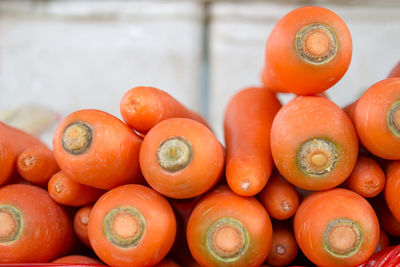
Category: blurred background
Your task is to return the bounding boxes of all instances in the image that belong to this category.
[1,0,400,145]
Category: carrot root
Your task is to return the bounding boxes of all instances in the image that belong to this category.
[0,205,22,242]
[61,122,93,155]
[157,137,193,172]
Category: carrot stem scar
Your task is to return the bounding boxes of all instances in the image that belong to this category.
[62,122,93,155]
[387,100,400,137]
[156,137,193,172]
[0,205,23,243]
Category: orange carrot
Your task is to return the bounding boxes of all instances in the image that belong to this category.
[154,258,181,267]
[258,172,299,220]
[1,122,45,154]
[266,223,298,267]
[388,61,400,78]
[375,196,400,237]
[270,96,358,190]
[385,161,400,223]
[344,155,385,198]
[224,87,281,196]
[48,171,104,207]
[140,118,224,199]
[52,109,142,190]
[0,124,16,186]
[52,255,102,264]
[263,6,352,95]
[16,145,59,186]
[351,78,400,159]
[294,188,379,267]
[374,229,390,254]
[0,184,75,263]
[187,186,273,267]
[120,86,209,134]
[73,205,93,248]
[88,184,176,267]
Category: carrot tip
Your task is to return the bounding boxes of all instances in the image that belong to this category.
[387,100,400,137]
[296,23,337,65]
[275,244,287,256]
[54,182,64,193]
[240,181,250,190]
[207,217,249,261]
[298,138,338,176]
[156,137,193,172]
[61,122,93,155]
[280,201,291,212]
[0,205,23,243]
[323,218,362,257]
[20,154,36,169]
[103,206,146,248]
[80,215,89,225]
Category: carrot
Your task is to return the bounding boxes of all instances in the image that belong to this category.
[294,188,379,267]
[154,258,181,267]
[52,255,102,264]
[351,78,400,159]
[263,6,352,95]
[140,118,224,199]
[1,122,45,154]
[88,184,176,267]
[120,86,209,134]
[385,161,400,223]
[266,223,298,267]
[375,196,400,237]
[0,184,75,263]
[388,61,400,78]
[224,87,281,196]
[258,172,299,220]
[0,124,16,186]
[48,171,104,207]
[374,229,390,254]
[73,205,93,248]
[270,96,358,191]
[187,185,273,267]
[16,145,59,186]
[52,109,142,190]
[344,155,385,198]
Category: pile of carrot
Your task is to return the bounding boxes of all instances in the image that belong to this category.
[2,5,400,267]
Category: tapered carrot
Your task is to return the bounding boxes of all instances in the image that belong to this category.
[385,161,400,223]
[187,186,273,267]
[224,87,281,196]
[0,184,75,263]
[140,118,224,199]
[73,205,93,248]
[388,61,400,78]
[52,255,102,264]
[16,145,59,186]
[1,122,45,154]
[0,124,16,186]
[375,196,400,237]
[294,188,379,267]
[88,184,176,267]
[344,155,385,198]
[53,109,142,189]
[263,6,352,95]
[266,223,298,267]
[271,96,358,190]
[258,172,299,220]
[351,78,400,159]
[374,229,390,254]
[48,171,104,207]
[154,258,181,267]
[120,86,209,134]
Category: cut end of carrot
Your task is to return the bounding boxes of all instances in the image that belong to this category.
[280,200,291,213]
[62,122,93,155]
[296,24,337,65]
[297,138,338,176]
[275,244,287,256]
[54,182,64,194]
[324,218,362,257]
[103,206,146,248]
[207,217,248,261]
[80,214,89,226]
[156,137,192,172]
[0,205,23,243]
[387,99,400,137]
[20,154,36,169]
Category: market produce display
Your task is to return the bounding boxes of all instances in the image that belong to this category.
[2,5,400,267]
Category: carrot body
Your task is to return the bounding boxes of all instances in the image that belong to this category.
[0,184,74,263]
[263,6,352,95]
[344,155,385,198]
[53,109,142,189]
[266,223,298,267]
[154,258,181,267]
[140,118,224,199]
[258,173,299,220]
[374,229,390,254]
[0,124,16,186]
[52,255,102,264]
[375,196,400,237]
[73,205,93,248]
[352,78,400,159]
[294,188,379,267]
[224,87,281,196]
[2,123,45,154]
[388,61,400,78]
[270,96,358,190]
[385,161,400,223]
[16,145,59,186]
[88,184,176,267]
[187,186,273,267]
[120,86,209,134]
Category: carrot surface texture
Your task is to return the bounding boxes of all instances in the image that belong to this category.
[52,255,102,264]
[53,109,142,190]
[294,188,379,267]
[258,172,299,220]
[270,96,358,190]
[384,161,400,223]
[0,184,74,263]
[388,61,400,78]
[263,6,352,95]
[187,186,273,267]
[375,196,400,237]
[350,78,400,159]
[224,87,281,196]
[120,86,209,134]
[266,223,298,267]
[88,184,176,267]
[140,118,224,199]
[73,205,93,248]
